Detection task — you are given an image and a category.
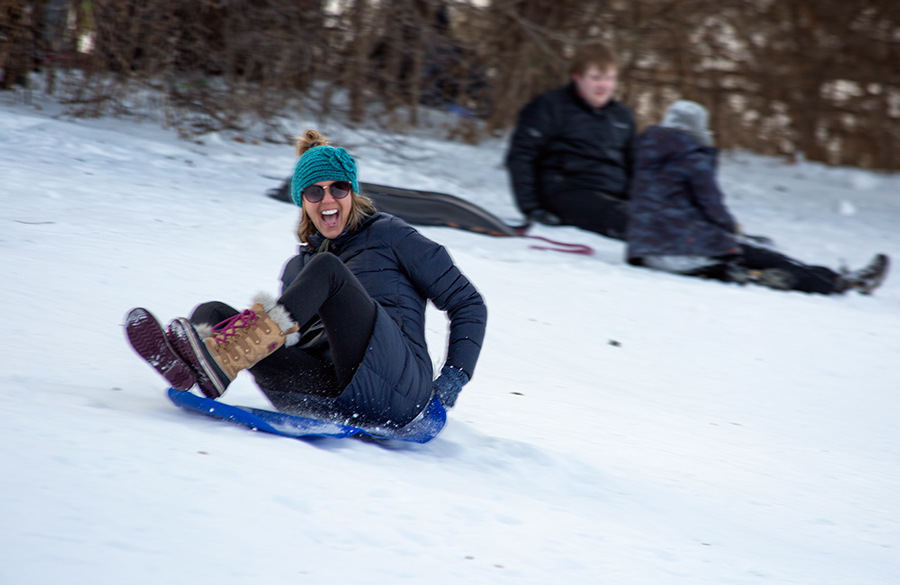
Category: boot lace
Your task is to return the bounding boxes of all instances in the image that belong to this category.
[210,309,259,346]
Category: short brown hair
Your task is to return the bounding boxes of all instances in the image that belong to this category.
[569,42,618,77]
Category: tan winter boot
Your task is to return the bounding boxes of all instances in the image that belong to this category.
[167,294,299,398]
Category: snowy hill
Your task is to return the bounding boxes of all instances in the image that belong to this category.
[2,90,899,585]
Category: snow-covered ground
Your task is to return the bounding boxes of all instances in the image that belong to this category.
[2,88,899,585]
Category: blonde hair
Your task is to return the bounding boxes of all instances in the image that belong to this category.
[294,129,377,244]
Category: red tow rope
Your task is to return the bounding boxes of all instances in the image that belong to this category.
[512,226,595,256]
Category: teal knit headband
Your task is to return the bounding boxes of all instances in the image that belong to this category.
[290,145,360,207]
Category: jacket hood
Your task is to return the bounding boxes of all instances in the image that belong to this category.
[636,126,717,167]
[661,100,714,146]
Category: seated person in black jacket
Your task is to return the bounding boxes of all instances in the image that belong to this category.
[505,42,636,240]
[627,100,889,295]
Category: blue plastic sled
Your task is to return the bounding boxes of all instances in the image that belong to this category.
[167,388,446,443]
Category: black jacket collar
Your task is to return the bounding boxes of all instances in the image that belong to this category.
[566,82,619,114]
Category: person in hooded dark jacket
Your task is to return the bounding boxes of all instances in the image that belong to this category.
[505,42,635,240]
[125,130,486,428]
[627,100,889,295]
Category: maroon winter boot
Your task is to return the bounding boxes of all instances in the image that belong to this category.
[125,307,197,391]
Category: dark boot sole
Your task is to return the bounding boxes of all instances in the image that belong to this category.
[125,308,196,391]
[167,318,229,399]
[859,254,890,295]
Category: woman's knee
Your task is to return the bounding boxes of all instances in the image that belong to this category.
[306,252,344,273]
[189,301,237,325]
[292,252,350,288]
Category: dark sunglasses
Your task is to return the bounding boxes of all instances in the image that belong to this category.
[301,181,352,204]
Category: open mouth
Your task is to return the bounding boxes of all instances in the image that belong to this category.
[321,208,340,229]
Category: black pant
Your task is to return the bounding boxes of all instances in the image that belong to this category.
[693,244,841,295]
[190,253,377,408]
[546,190,629,240]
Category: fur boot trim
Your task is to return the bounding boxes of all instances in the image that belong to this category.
[253,292,300,347]
[194,322,214,339]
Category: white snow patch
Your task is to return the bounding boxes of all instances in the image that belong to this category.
[1,89,899,585]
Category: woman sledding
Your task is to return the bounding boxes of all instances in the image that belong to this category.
[126,130,487,429]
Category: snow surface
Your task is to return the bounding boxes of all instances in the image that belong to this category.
[2,89,899,585]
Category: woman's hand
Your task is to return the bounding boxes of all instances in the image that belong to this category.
[433,366,470,409]
[529,209,562,226]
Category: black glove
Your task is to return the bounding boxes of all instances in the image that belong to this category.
[528,209,562,226]
[432,365,470,409]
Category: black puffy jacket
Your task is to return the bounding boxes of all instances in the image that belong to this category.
[506,83,636,215]
[279,212,487,426]
[627,126,739,262]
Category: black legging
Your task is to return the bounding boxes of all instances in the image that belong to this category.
[190,253,377,403]
[693,243,841,294]
[546,189,629,241]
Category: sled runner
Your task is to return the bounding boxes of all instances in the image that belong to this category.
[167,388,446,443]
[267,178,594,255]
[268,177,523,237]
